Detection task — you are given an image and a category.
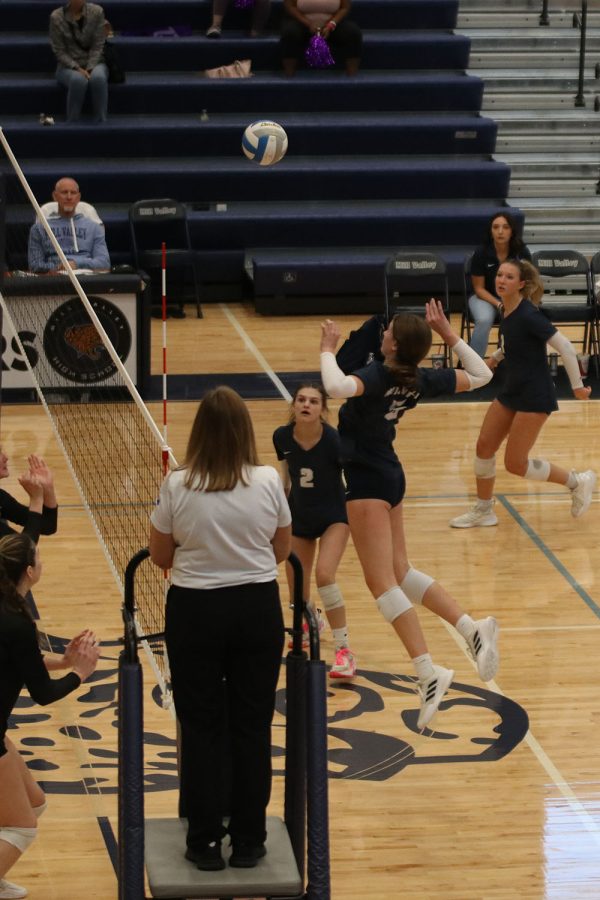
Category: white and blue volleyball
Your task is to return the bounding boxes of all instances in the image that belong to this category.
[242,120,288,166]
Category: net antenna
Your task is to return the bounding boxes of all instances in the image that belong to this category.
[0,127,176,704]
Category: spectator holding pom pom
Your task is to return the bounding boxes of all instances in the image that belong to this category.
[280,0,361,76]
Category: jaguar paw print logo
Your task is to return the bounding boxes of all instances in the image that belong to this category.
[272,666,528,781]
[43,297,131,384]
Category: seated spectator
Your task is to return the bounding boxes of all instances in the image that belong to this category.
[468,213,532,358]
[280,0,362,76]
[28,178,111,275]
[206,0,271,38]
[50,0,108,123]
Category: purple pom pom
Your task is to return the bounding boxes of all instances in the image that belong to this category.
[234,0,254,8]
[305,33,335,68]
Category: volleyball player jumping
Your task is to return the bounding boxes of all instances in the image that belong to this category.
[273,383,355,679]
[320,301,499,729]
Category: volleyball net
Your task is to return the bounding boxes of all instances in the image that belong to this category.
[0,128,174,697]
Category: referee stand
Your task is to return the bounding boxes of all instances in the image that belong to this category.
[118,549,331,900]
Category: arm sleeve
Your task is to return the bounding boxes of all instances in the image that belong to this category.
[28,224,51,273]
[547,331,584,390]
[14,617,81,706]
[335,316,385,373]
[85,12,106,69]
[0,492,57,543]
[451,339,493,390]
[79,224,111,270]
[320,352,359,398]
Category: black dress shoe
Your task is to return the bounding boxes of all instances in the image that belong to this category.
[229,841,267,868]
[170,307,186,319]
[185,842,225,871]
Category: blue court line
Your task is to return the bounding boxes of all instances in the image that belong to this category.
[497,494,600,620]
[97,816,118,877]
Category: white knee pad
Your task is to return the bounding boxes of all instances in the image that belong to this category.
[317,583,345,612]
[0,825,37,853]
[400,567,434,605]
[33,801,47,819]
[376,587,412,624]
[524,458,551,482]
[474,455,496,479]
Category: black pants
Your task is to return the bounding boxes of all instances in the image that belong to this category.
[280,16,362,64]
[166,580,284,849]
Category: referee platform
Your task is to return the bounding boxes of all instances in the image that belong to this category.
[119,550,329,900]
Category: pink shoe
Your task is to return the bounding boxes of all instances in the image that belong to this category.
[288,609,325,649]
[329,647,356,680]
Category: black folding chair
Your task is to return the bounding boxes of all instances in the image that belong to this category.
[383,250,451,365]
[532,249,599,377]
[129,198,202,318]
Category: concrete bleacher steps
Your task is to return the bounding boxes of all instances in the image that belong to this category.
[0,0,515,309]
[459,0,600,257]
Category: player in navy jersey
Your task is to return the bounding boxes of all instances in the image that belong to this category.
[320,301,499,730]
[451,258,596,528]
[273,384,355,679]
[0,533,99,900]
[0,450,58,543]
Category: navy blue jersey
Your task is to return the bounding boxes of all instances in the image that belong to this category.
[471,243,532,297]
[338,360,457,467]
[497,299,558,413]
[272,423,347,537]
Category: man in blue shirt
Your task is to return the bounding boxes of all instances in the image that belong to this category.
[28,177,110,274]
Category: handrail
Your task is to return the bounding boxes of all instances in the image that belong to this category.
[573,0,588,108]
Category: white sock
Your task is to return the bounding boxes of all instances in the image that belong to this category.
[331,627,349,651]
[412,652,435,682]
[567,471,578,490]
[455,614,476,640]
[475,498,493,510]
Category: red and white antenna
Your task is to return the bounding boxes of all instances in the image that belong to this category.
[160,241,170,476]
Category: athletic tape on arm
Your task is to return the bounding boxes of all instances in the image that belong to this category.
[320,352,358,398]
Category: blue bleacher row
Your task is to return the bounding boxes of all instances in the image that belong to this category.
[1,0,517,308]
[2,0,460,33]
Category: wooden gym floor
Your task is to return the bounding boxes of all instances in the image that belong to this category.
[3,303,600,899]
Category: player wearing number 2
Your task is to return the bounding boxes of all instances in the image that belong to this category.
[273,384,356,679]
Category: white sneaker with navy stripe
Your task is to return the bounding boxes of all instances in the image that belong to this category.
[570,469,596,518]
[417,665,454,730]
[467,617,499,682]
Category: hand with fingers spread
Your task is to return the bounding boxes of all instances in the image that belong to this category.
[320,319,342,353]
[425,299,454,343]
[27,455,57,507]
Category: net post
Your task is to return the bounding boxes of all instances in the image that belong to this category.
[306,659,331,900]
[118,549,150,900]
[284,552,307,885]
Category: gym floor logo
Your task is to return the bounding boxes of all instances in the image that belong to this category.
[43,296,132,384]
[8,638,529,793]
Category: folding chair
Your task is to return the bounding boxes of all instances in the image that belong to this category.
[383,250,451,366]
[531,249,599,377]
[129,198,202,318]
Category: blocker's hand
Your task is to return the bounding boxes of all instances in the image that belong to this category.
[425,299,453,342]
[320,319,342,353]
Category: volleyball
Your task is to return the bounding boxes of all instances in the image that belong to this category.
[242,120,288,166]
